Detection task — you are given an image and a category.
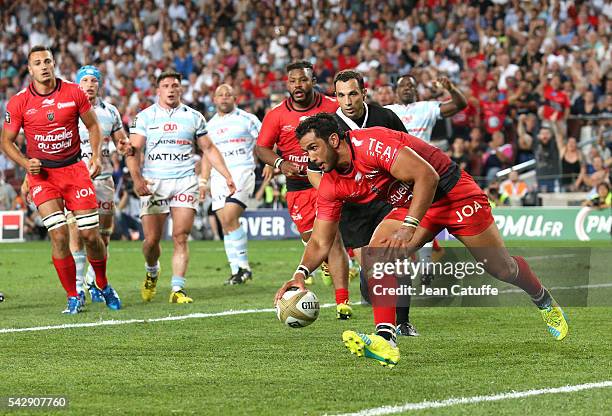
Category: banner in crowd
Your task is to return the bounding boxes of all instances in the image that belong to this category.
[436,207,611,241]
[240,209,300,240]
[241,207,611,241]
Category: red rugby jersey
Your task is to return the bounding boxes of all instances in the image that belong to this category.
[257,92,338,191]
[317,126,461,222]
[3,79,92,167]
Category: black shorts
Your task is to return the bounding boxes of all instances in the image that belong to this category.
[339,200,393,249]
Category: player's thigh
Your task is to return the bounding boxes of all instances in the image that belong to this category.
[216,202,245,227]
[455,222,515,277]
[170,206,196,238]
[99,213,114,230]
[37,198,65,218]
[369,219,434,248]
[95,177,116,218]
[300,231,312,243]
[142,213,168,242]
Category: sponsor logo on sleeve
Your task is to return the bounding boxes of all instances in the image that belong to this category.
[4,111,10,123]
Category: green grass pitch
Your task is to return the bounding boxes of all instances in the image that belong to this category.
[0,240,610,415]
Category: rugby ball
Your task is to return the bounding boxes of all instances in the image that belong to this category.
[276,287,320,328]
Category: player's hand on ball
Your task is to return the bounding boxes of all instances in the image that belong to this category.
[274,273,306,305]
[88,155,102,178]
[27,158,42,175]
[134,178,152,196]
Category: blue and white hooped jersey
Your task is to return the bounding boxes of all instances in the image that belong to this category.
[79,98,123,179]
[130,103,207,179]
[206,107,261,177]
[385,101,442,142]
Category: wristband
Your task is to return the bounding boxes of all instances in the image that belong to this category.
[402,215,420,228]
[295,264,310,277]
[273,158,284,169]
[199,178,209,187]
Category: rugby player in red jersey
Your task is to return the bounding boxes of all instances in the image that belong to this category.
[255,61,353,319]
[275,113,569,367]
[1,46,121,314]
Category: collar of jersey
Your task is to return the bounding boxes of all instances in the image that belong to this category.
[29,78,62,97]
[156,102,183,114]
[93,97,105,109]
[215,107,238,118]
[285,92,322,112]
[335,102,369,130]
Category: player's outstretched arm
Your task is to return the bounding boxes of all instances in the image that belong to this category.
[274,219,338,304]
[81,109,103,178]
[382,147,439,248]
[198,134,236,195]
[125,133,151,196]
[438,76,468,118]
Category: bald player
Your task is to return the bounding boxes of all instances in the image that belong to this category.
[203,84,262,284]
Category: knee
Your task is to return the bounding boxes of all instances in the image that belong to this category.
[143,235,161,249]
[50,228,70,251]
[172,232,188,247]
[80,230,101,247]
[220,220,236,233]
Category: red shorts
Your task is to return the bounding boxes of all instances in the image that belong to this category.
[28,161,98,211]
[285,187,317,234]
[385,170,493,237]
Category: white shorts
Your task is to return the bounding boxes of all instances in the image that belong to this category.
[94,176,115,215]
[211,169,255,211]
[140,175,199,217]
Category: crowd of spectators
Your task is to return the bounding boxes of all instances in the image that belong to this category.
[0,0,611,239]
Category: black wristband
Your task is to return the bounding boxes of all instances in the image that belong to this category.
[295,265,310,276]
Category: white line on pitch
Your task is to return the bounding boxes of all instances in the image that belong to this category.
[0,303,336,335]
[1,282,610,335]
[328,381,612,416]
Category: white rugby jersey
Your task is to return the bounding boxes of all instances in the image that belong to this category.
[207,107,261,178]
[130,103,207,179]
[385,101,442,142]
[79,98,123,179]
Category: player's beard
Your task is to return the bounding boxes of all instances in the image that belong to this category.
[290,88,314,106]
[323,147,339,173]
[400,91,416,105]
